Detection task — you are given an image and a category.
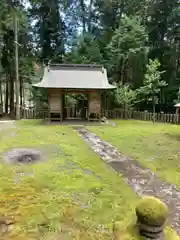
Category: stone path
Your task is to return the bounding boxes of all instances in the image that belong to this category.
[75,127,180,234]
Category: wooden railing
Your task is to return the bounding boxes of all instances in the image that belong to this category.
[20,107,87,120]
[102,109,180,124]
[22,108,180,124]
[20,108,49,119]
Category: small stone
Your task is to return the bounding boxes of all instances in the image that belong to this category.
[100,117,108,123]
[4,219,15,225]
[0,218,15,235]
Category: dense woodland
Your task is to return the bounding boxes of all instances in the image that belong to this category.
[0,0,180,118]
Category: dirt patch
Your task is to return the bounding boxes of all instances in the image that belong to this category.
[3,148,42,164]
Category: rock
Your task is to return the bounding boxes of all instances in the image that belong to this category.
[136,196,168,226]
[0,218,15,235]
[101,117,108,123]
[0,218,15,226]
[136,196,168,239]
[138,221,164,239]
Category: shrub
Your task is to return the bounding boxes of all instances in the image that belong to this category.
[136,196,168,226]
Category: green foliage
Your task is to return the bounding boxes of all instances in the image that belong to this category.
[137,59,167,113]
[109,17,148,56]
[144,59,167,92]
[114,84,137,110]
[65,95,77,107]
[0,0,180,114]
[30,64,48,109]
[31,87,48,109]
[174,86,180,104]
[30,0,65,63]
[136,196,168,226]
[107,16,148,85]
[66,33,103,64]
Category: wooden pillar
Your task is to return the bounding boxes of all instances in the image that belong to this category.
[88,91,101,121]
[176,107,179,115]
[48,89,62,121]
[60,91,63,121]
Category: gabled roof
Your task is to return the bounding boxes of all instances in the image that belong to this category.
[174,103,180,108]
[33,64,116,90]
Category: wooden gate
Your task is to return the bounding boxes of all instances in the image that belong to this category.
[64,107,87,120]
[63,94,88,120]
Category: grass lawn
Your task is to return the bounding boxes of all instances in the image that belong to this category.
[0,120,179,240]
[88,120,180,188]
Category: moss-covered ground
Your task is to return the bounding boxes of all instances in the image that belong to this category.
[0,120,179,239]
[89,120,180,188]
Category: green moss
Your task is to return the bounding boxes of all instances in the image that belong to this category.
[0,120,179,239]
[165,227,180,240]
[136,196,168,226]
[0,120,138,239]
[88,120,180,188]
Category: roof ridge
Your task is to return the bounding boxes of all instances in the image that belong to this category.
[49,64,103,69]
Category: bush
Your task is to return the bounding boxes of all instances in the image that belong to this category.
[136,196,168,226]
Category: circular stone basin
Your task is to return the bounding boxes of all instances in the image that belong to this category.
[3,148,42,164]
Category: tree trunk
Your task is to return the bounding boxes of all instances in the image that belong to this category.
[22,82,26,118]
[120,57,126,84]
[80,0,86,34]
[123,103,128,119]
[175,42,180,81]
[10,74,14,118]
[23,85,25,109]
[5,73,9,114]
[20,76,23,118]
[87,0,93,33]
[119,0,124,22]
[152,96,155,123]
[20,76,23,108]
[0,82,3,115]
